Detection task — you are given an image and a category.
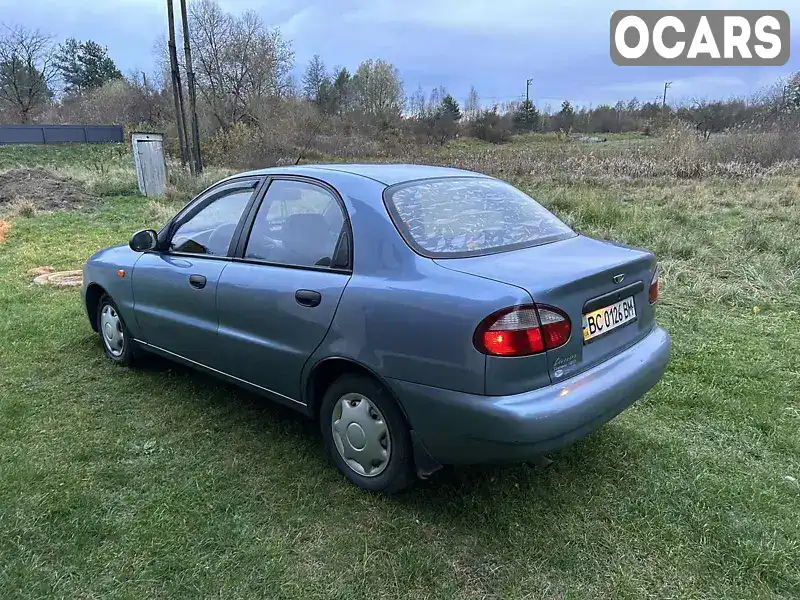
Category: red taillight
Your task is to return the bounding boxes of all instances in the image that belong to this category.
[474,305,571,357]
[538,307,572,349]
[649,264,660,304]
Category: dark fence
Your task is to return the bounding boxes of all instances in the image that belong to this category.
[0,124,124,145]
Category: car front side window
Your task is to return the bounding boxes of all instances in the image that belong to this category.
[244,180,346,268]
[169,187,254,256]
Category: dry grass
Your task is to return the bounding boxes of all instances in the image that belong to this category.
[143,199,178,227]
[167,163,237,200]
[405,127,800,183]
[3,198,36,218]
[204,119,800,185]
[11,198,36,217]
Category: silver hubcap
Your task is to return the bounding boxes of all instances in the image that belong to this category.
[100,304,124,357]
[331,393,391,477]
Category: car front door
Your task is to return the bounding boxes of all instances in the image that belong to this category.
[216,177,352,405]
[131,178,261,367]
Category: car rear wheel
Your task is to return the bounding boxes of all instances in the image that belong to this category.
[320,374,414,493]
[97,294,137,366]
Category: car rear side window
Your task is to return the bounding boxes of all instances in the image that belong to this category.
[384,177,575,257]
[244,180,346,268]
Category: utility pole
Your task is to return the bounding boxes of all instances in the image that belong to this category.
[167,0,189,167]
[526,78,533,106]
[662,81,672,111]
[179,0,203,174]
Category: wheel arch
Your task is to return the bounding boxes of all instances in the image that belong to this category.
[85,283,108,332]
[303,357,409,422]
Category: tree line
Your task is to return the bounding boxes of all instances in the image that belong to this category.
[2,1,799,155]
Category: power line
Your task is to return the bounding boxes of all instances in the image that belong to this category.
[476,94,526,100]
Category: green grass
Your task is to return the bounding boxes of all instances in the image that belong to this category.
[0,143,130,171]
[0,142,799,599]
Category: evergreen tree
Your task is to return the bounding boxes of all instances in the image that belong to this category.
[332,67,352,115]
[56,38,122,93]
[513,99,540,132]
[556,99,575,130]
[441,93,462,121]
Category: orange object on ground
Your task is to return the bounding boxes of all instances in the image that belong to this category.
[0,220,10,243]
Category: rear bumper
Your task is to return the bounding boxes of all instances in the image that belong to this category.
[388,326,671,465]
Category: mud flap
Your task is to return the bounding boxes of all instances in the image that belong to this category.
[527,454,554,468]
[411,430,442,480]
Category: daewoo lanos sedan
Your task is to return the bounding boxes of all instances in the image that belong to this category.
[83,164,671,493]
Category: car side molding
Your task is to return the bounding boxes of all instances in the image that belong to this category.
[133,339,307,408]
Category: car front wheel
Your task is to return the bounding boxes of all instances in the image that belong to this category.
[97,294,137,366]
[320,374,415,493]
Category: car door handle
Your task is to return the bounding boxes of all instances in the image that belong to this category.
[189,274,207,289]
[295,289,321,307]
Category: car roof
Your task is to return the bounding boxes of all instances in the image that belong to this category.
[230,163,489,186]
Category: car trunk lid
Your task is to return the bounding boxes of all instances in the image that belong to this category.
[436,235,657,388]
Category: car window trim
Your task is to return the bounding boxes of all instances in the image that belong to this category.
[158,176,264,259]
[231,174,354,273]
[226,255,353,276]
[158,176,260,240]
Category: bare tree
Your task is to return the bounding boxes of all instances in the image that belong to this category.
[788,72,800,111]
[425,85,446,117]
[407,84,425,118]
[351,59,404,122]
[691,98,729,141]
[189,0,294,129]
[464,85,479,120]
[0,24,58,122]
[44,77,170,127]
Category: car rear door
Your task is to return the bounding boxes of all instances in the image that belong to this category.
[131,178,262,367]
[215,177,352,404]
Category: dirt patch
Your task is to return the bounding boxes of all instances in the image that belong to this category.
[32,269,83,288]
[0,168,90,213]
[27,266,56,277]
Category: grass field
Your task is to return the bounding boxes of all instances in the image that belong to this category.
[0,142,799,599]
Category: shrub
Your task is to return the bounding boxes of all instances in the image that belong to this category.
[204,122,265,168]
[471,109,513,144]
[10,198,36,217]
[513,100,540,132]
[143,200,176,227]
[43,78,170,128]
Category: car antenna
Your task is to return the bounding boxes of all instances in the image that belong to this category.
[295,113,326,165]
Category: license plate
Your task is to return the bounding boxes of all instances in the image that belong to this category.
[582,296,636,342]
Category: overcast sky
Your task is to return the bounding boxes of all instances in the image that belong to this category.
[3,0,798,109]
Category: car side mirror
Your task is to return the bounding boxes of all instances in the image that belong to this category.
[129,229,158,252]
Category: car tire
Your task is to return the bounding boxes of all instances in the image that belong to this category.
[97,294,137,366]
[320,374,415,494]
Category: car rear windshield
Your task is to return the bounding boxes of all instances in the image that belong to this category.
[384,177,575,257]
